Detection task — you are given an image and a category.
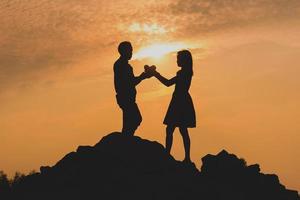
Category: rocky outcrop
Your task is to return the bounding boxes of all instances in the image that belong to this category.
[5,132,299,200]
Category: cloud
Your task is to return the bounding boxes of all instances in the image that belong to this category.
[0,0,173,93]
[0,0,299,94]
[0,0,120,92]
[128,23,169,34]
[167,0,300,35]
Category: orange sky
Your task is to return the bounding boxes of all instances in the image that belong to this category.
[0,0,300,191]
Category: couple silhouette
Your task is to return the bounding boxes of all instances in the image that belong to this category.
[114,41,196,162]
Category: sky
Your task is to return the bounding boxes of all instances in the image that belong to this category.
[0,0,300,191]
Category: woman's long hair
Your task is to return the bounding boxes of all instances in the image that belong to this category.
[178,50,193,76]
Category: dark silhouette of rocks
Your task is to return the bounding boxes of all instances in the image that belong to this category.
[2,132,299,200]
[0,171,11,197]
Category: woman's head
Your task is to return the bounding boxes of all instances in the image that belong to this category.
[177,50,193,75]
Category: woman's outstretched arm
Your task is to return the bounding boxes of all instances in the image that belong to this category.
[154,71,177,87]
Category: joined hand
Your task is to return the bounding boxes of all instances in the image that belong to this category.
[143,65,157,78]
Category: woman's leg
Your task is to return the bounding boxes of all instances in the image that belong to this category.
[179,127,191,162]
[166,125,176,154]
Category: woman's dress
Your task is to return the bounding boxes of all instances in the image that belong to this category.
[163,70,196,128]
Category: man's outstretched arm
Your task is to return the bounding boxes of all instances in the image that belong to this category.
[133,72,151,86]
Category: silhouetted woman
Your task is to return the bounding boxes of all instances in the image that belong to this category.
[153,50,196,162]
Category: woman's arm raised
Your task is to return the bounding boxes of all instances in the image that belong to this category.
[154,71,177,87]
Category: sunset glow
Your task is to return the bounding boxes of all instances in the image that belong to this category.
[128,23,168,34]
[133,43,189,60]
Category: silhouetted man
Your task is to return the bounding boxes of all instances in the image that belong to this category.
[114,41,151,136]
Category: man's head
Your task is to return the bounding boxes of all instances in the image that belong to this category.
[118,41,133,60]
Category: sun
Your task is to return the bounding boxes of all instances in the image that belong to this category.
[133,42,188,60]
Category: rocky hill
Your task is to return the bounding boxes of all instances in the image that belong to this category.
[3,132,299,200]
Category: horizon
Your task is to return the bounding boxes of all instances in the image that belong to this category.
[0,0,299,191]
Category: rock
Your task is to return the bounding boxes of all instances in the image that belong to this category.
[40,166,51,174]
[248,164,260,174]
[7,132,299,200]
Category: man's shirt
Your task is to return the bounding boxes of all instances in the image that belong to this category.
[113,57,137,104]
